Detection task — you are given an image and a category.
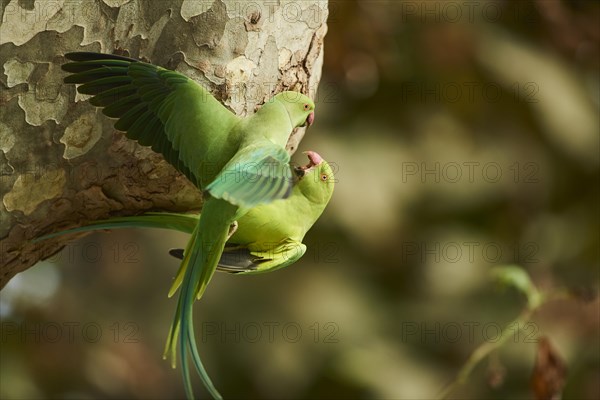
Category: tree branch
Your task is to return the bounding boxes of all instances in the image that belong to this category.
[0,0,329,288]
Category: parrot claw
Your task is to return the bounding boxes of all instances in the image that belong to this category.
[227,221,238,240]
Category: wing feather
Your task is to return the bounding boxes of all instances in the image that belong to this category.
[206,142,293,208]
[63,52,240,187]
[216,239,306,274]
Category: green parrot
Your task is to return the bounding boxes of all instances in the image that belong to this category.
[36,151,335,275]
[60,52,316,399]
[202,151,335,274]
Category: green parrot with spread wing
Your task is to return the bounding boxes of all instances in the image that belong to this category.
[59,52,316,399]
[36,151,334,275]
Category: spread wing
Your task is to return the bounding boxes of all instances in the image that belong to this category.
[62,52,239,187]
[205,141,293,208]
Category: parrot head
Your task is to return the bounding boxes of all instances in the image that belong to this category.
[275,91,315,128]
[294,151,335,204]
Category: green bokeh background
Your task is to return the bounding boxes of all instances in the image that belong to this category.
[1,1,598,399]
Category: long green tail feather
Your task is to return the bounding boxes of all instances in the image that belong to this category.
[178,227,219,399]
[187,310,222,399]
[33,212,199,243]
[163,226,199,367]
[164,199,237,399]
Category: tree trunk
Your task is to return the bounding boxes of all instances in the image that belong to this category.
[0,0,328,288]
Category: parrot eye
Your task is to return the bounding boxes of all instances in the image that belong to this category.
[321,174,328,181]
[303,103,310,111]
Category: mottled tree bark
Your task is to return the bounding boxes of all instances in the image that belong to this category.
[0,0,328,288]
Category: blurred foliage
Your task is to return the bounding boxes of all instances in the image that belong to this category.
[1,0,599,399]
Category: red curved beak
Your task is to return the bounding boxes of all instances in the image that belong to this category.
[306,112,314,127]
[294,151,323,178]
[304,150,323,166]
